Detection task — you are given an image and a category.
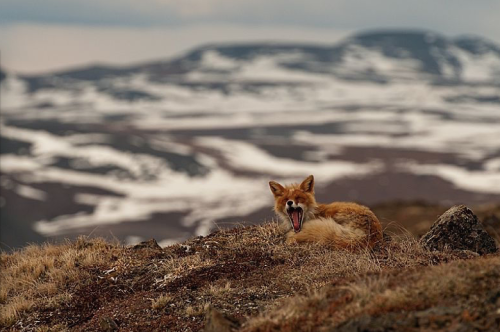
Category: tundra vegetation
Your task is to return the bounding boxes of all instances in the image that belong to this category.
[1,203,499,331]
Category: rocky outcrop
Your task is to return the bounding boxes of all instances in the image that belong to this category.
[132,238,162,250]
[420,205,497,255]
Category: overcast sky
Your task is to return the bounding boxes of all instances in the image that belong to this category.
[1,0,500,74]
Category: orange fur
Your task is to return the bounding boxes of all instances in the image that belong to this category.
[269,175,383,250]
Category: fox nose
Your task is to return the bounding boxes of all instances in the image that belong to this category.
[287,200,294,206]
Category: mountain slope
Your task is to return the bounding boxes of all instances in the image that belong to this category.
[15,30,500,95]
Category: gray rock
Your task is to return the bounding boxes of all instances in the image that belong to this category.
[420,205,497,255]
[132,238,162,250]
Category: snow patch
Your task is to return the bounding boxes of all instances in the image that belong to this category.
[402,162,500,194]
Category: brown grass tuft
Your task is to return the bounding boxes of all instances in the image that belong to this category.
[0,237,120,327]
[207,281,232,297]
[151,294,173,311]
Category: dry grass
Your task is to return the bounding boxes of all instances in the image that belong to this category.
[241,255,500,331]
[224,222,453,292]
[34,324,69,332]
[0,237,121,328]
[161,252,215,278]
[185,302,211,317]
[207,281,232,297]
[1,218,497,331]
[151,294,173,311]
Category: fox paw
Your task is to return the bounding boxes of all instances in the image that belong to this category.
[285,233,297,245]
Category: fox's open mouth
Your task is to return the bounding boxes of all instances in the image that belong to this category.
[287,207,303,232]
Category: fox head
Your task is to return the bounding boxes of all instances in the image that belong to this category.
[269,175,317,233]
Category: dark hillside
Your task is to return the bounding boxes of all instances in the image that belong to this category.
[1,204,499,331]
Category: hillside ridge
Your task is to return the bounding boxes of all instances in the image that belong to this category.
[1,205,499,331]
[8,29,500,87]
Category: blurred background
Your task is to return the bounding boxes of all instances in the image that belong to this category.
[1,1,500,251]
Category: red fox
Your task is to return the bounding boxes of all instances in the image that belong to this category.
[269,175,383,250]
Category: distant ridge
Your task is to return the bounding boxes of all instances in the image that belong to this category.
[10,29,499,91]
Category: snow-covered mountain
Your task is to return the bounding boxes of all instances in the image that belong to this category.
[1,30,500,250]
[17,30,500,94]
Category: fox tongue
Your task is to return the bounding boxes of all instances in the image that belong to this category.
[292,210,300,231]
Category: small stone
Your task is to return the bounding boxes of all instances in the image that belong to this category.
[132,239,162,250]
[181,245,192,253]
[420,205,497,255]
[99,316,118,331]
[204,306,240,332]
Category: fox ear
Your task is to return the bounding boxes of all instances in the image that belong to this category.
[300,175,314,193]
[269,181,285,197]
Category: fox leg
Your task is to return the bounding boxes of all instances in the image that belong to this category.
[285,232,298,244]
